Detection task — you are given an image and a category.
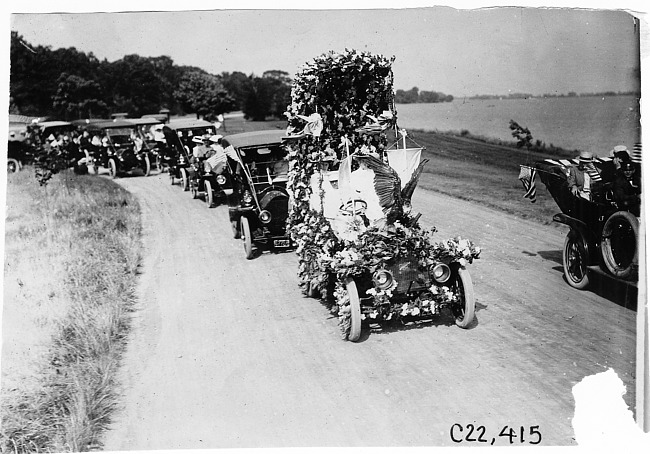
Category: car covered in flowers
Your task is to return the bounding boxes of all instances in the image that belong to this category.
[524,156,639,289]
[284,49,480,341]
[224,130,294,259]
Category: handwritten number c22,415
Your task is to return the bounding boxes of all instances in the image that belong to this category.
[450,424,542,445]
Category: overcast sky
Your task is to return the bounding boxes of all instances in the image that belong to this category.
[5,1,648,98]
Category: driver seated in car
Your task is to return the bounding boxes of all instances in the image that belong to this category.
[612,161,641,215]
[567,151,602,201]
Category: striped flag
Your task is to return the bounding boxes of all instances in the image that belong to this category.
[631,142,642,163]
[518,165,537,203]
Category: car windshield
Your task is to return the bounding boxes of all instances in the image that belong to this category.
[106,127,135,138]
[238,145,289,184]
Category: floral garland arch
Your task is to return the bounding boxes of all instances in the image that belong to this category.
[284,49,480,338]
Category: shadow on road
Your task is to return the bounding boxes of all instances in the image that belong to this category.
[537,249,637,311]
[537,249,563,265]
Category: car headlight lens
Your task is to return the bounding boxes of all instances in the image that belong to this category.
[216,175,226,185]
[259,210,272,223]
[242,190,253,206]
[372,269,394,290]
[430,263,451,283]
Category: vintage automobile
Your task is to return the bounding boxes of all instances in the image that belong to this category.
[128,117,167,173]
[84,119,153,178]
[532,157,639,289]
[298,147,479,342]
[7,127,30,172]
[17,120,87,173]
[187,138,235,208]
[166,118,218,190]
[225,130,294,259]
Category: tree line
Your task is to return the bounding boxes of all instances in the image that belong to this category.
[394,86,454,104]
[9,31,292,122]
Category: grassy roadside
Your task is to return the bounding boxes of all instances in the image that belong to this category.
[1,169,141,452]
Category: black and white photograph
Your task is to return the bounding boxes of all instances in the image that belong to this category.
[1,1,648,451]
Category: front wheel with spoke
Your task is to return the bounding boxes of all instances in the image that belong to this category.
[451,267,475,328]
[563,230,590,289]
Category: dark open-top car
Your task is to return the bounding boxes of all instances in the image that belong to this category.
[224,130,294,259]
[85,119,153,178]
[128,117,167,173]
[534,156,640,289]
[166,118,217,190]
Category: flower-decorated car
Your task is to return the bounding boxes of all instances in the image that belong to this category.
[523,154,640,289]
[224,130,294,259]
[285,49,481,341]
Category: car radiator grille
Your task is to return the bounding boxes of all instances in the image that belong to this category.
[387,256,430,293]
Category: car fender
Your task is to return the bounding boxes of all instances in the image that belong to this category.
[553,213,599,265]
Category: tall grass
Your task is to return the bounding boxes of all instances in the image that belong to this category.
[2,168,141,452]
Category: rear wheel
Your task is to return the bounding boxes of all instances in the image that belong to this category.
[563,230,590,289]
[601,211,638,279]
[108,158,118,179]
[180,168,189,191]
[451,267,475,328]
[205,180,214,207]
[7,158,20,173]
[241,216,253,259]
[345,278,362,342]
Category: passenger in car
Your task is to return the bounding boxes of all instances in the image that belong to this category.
[612,161,641,215]
[567,151,602,201]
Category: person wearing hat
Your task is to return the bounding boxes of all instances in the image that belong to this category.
[567,151,602,201]
[612,160,641,215]
[611,145,631,168]
[192,134,214,162]
[204,135,227,175]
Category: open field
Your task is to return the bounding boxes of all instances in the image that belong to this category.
[2,170,142,452]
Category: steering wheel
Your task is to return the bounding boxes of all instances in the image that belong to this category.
[339,198,368,216]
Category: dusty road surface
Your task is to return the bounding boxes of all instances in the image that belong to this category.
[102,171,637,449]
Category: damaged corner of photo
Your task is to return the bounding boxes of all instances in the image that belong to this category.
[572,367,649,447]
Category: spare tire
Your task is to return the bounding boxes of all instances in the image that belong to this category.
[600,210,638,279]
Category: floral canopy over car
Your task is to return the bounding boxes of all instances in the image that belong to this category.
[284,49,481,340]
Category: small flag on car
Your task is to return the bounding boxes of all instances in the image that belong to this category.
[631,142,642,163]
[518,165,537,203]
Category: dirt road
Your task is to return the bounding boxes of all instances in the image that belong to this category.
[101,171,636,449]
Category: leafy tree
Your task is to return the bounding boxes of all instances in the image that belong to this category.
[509,120,534,150]
[418,90,440,103]
[242,75,272,121]
[262,70,292,118]
[221,71,254,110]
[52,73,108,119]
[174,69,235,121]
[100,54,171,116]
[394,86,419,103]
